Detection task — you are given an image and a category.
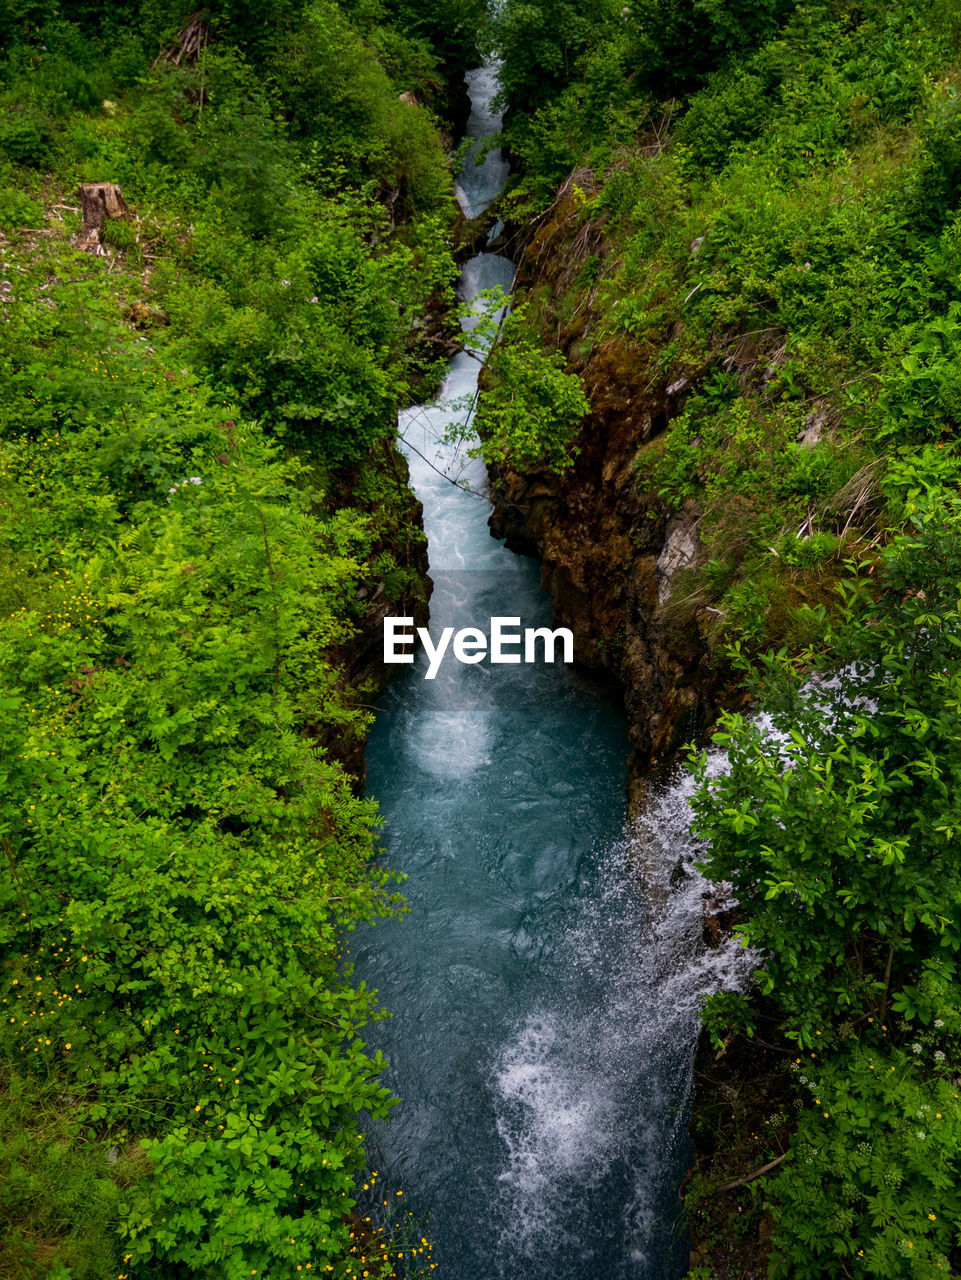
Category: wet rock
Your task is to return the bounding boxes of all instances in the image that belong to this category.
[701,883,739,946]
[669,857,691,889]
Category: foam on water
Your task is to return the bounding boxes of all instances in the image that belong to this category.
[489,758,755,1272]
[405,707,494,778]
[455,65,510,218]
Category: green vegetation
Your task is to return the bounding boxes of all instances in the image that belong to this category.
[6,0,961,1273]
[473,309,588,471]
[692,495,961,1276]
[489,0,961,1274]
[447,296,589,471]
[491,0,961,647]
[0,1,457,1276]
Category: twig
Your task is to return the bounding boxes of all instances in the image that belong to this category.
[879,943,895,1022]
[398,431,486,499]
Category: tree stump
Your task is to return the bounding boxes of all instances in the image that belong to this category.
[75,183,129,256]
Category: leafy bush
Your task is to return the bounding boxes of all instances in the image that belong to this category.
[627,0,798,91]
[881,302,961,442]
[0,107,54,167]
[381,0,490,87]
[772,1046,961,1278]
[692,497,961,1274]
[494,0,620,117]
[674,65,777,172]
[0,0,462,1273]
[0,271,409,1279]
[271,2,452,214]
[695,497,961,1044]
[457,299,590,472]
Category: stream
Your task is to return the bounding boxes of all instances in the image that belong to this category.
[353,64,743,1279]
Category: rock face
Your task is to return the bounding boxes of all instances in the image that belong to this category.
[481,190,743,799]
[656,518,700,607]
[487,381,724,801]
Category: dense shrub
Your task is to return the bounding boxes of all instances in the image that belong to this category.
[692,498,961,1275]
[627,0,798,90]
[383,0,490,86]
[494,0,620,117]
[449,299,590,472]
[270,2,453,213]
[0,243,414,1277]
[490,11,961,1270]
[0,0,458,1274]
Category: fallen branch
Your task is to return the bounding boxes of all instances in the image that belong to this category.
[717,1152,788,1193]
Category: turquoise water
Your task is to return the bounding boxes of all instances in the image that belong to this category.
[354,65,699,1280]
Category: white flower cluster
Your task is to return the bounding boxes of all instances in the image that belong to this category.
[280,280,318,302]
[168,477,203,499]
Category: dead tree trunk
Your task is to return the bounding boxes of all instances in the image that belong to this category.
[154,12,210,69]
[75,183,129,256]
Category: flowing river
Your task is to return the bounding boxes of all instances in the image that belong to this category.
[354,64,743,1279]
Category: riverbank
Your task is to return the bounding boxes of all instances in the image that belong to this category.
[476,3,961,1275]
[0,5,466,1276]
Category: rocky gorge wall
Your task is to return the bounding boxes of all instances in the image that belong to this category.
[485,202,775,1276]
[486,208,735,807]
